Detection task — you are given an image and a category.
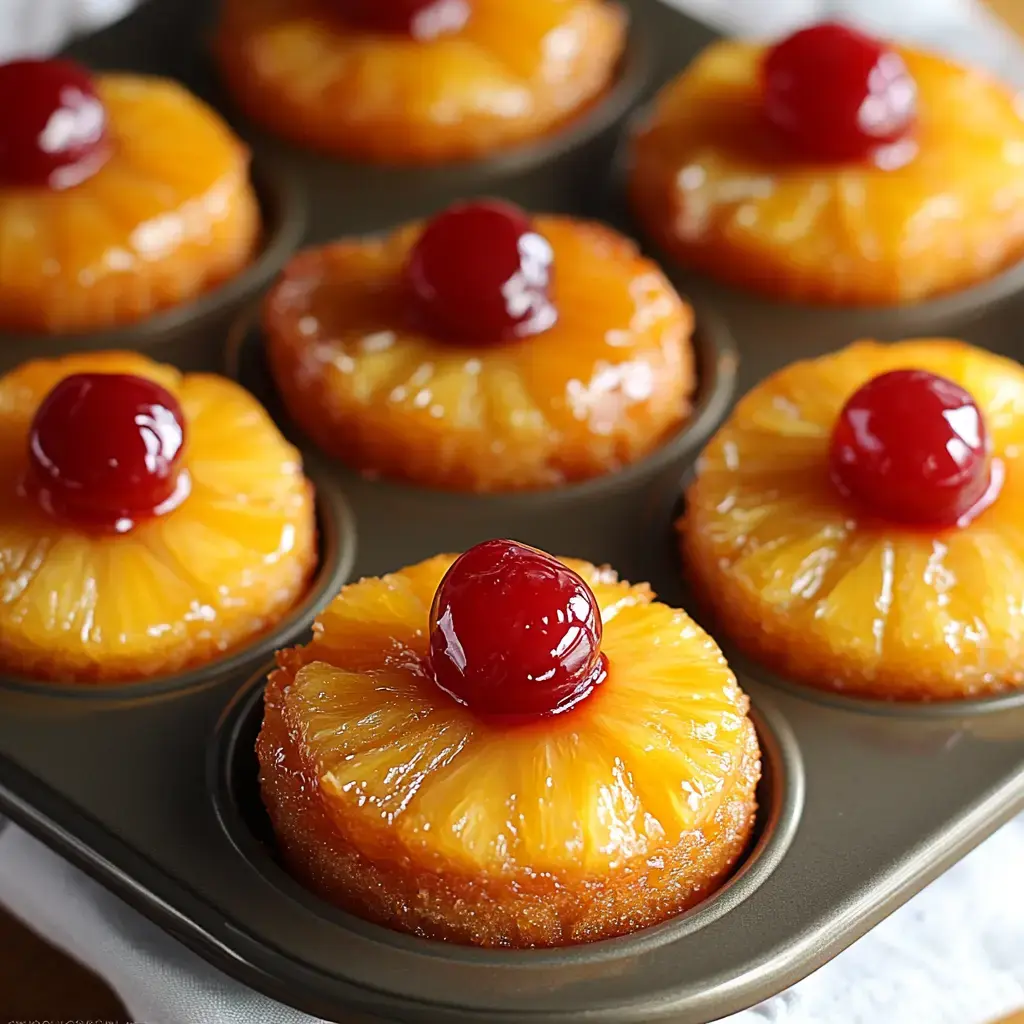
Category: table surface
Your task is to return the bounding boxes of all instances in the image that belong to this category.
[984,0,1024,37]
[2,1,1022,1022]
[1,903,127,1021]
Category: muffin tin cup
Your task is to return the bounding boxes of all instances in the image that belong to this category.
[0,159,306,375]
[209,10,657,245]
[197,663,803,1024]
[606,117,1024,394]
[668,486,1024,720]
[0,468,356,705]
[223,297,738,581]
[0,1,1022,1023]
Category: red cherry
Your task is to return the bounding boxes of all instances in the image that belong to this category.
[331,0,471,39]
[429,539,608,720]
[0,59,110,190]
[406,200,558,346]
[829,369,994,527]
[763,22,917,164]
[28,373,189,532]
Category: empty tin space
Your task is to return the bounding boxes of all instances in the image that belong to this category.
[741,659,1024,719]
[208,665,802,964]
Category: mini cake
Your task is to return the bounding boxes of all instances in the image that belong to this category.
[264,198,696,492]
[681,339,1024,701]
[628,22,1024,305]
[214,0,627,164]
[0,58,260,334]
[0,351,317,682]
[258,538,761,947]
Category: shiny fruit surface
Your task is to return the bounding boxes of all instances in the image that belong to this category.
[0,58,109,189]
[763,22,917,163]
[28,372,188,532]
[429,539,606,718]
[406,200,557,346]
[331,0,471,39]
[829,368,991,527]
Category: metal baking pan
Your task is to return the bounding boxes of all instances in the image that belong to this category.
[0,1,1022,1022]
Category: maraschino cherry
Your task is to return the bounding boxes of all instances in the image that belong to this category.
[763,22,917,164]
[829,369,996,528]
[406,199,558,346]
[0,59,110,190]
[331,0,471,40]
[429,539,607,720]
[28,373,189,532]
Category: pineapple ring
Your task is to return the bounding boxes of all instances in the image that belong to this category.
[0,75,260,335]
[0,352,317,683]
[628,40,1024,306]
[264,216,696,493]
[258,554,761,948]
[214,0,628,164]
[681,339,1024,701]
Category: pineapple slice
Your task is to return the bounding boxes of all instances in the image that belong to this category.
[629,40,1024,305]
[215,0,627,163]
[0,76,260,333]
[681,339,1024,700]
[0,352,317,682]
[259,553,760,948]
[264,216,695,492]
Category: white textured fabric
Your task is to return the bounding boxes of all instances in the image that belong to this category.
[0,0,138,60]
[0,2,1023,1023]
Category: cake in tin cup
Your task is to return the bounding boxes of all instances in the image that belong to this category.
[262,198,699,493]
[628,23,1024,307]
[0,351,318,684]
[258,539,761,947]
[681,338,1024,701]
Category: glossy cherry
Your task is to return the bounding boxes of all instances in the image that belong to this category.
[429,539,607,720]
[28,373,189,532]
[331,0,471,39]
[829,369,993,527]
[763,22,917,164]
[406,199,558,346]
[0,58,110,190]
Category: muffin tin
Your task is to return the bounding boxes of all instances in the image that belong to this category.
[0,1,1023,1022]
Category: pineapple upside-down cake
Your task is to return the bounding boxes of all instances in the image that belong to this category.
[628,22,1024,305]
[258,539,761,947]
[0,58,260,334]
[215,0,627,164]
[0,352,316,682]
[681,339,1024,701]
[264,198,696,492]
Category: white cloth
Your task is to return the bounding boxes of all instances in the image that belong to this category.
[0,2,1023,1023]
[0,0,139,61]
